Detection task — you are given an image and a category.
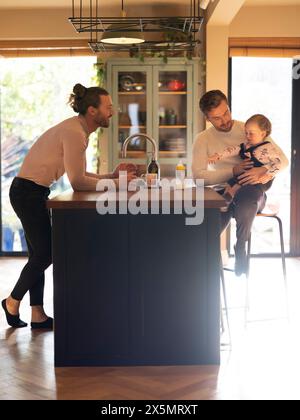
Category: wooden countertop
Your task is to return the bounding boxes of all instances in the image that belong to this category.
[47,187,226,210]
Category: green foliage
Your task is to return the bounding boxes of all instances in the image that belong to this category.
[129,17,200,64]
[89,59,107,174]
[0,57,97,230]
[93,59,106,87]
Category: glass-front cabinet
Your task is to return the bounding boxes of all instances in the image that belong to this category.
[107,58,200,176]
[155,69,188,160]
[114,68,150,161]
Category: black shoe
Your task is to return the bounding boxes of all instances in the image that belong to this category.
[1,299,27,328]
[31,317,53,330]
[234,245,248,277]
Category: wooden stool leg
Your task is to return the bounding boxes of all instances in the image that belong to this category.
[246,234,252,281]
[246,214,289,324]
[244,234,251,327]
[220,259,232,346]
[274,216,289,321]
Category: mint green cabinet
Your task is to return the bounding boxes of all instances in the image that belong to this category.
[106,58,200,176]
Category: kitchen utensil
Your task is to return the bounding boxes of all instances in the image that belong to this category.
[119,75,135,91]
[167,80,185,91]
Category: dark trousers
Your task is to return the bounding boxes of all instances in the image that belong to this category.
[219,184,267,247]
[9,177,52,306]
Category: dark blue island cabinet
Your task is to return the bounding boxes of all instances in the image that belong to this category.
[47,187,225,367]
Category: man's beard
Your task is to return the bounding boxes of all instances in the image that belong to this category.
[99,118,110,128]
[95,115,110,128]
[217,120,233,132]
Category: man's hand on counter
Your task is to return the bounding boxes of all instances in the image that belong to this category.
[112,163,138,179]
[110,164,137,189]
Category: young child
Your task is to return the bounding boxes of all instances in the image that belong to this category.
[208,114,282,203]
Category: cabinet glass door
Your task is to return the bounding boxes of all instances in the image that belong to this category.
[156,70,188,159]
[109,60,196,175]
[113,69,151,161]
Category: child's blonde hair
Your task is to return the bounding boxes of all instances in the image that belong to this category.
[245,114,272,137]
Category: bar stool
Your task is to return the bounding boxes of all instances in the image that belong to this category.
[245,205,289,324]
[220,257,232,348]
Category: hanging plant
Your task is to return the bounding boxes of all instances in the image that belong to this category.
[129,17,199,64]
[93,59,106,88]
[90,59,106,174]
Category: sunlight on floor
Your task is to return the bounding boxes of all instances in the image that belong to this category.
[219,257,300,400]
[1,257,300,400]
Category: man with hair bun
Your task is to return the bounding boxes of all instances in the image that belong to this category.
[2,83,136,330]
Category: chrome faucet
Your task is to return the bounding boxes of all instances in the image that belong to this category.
[122,133,158,161]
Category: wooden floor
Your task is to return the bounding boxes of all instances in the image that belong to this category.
[1,257,300,400]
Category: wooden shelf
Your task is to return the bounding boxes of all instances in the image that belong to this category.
[117,143,186,155]
[118,92,146,95]
[118,151,146,158]
[159,125,187,129]
[159,91,187,95]
[118,91,186,96]
[119,125,146,129]
[118,150,186,158]
[119,125,185,129]
[159,151,187,155]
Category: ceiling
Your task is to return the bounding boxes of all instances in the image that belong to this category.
[1,0,300,8]
[245,0,300,5]
[0,0,192,8]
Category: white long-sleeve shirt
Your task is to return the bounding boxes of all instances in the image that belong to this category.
[192,120,289,188]
[208,139,284,175]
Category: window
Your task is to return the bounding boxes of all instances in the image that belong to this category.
[0,56,97,253]
[231,57,292,254]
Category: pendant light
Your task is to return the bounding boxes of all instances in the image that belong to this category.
[101,0,145,45]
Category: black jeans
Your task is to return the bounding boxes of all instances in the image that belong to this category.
[219,184,267,248]
[9,177,52,306]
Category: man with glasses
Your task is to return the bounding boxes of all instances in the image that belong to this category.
[192,90,288,275]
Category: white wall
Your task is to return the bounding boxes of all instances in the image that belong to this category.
[230,6,300,37]
[205,4,300,98]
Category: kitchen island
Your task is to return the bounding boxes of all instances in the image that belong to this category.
[47,186,225,367]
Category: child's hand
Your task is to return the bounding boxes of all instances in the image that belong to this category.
[208,153,221,164]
